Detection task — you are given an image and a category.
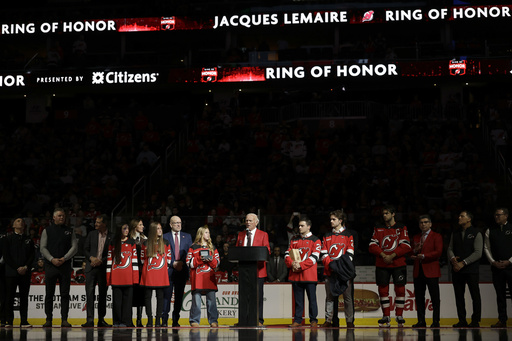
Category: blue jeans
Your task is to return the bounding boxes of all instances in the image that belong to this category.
[189,290,218,325]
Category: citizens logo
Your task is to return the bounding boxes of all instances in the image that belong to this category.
[92,71,159,85]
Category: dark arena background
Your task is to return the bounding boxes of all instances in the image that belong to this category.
[1,0,512,340]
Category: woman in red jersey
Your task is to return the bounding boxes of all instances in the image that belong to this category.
[107,223,139,327]
[140,222,171,327]
[186,226,220,327]
[129,218,147,326]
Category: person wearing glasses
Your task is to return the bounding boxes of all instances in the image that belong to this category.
[410,215,443,328]
[162,216,192,327]
[484,208,512,328]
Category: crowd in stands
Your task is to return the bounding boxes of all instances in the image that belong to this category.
[0,88,509,279]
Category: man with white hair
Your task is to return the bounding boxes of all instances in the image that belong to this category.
[236,213,271,326]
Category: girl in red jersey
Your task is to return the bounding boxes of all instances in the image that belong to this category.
[140,222,171,327]
[186,226,220,327]
[107,223,139,327]
[129,218,147,327]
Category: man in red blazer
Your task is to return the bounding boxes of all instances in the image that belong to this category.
[236,213,271,326]
[410,214,443,328]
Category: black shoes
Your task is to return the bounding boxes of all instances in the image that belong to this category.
[20,321,32,328]
[491,321,507,328]
[412,321,427,328]
[81,321,94,327]
[468,321,480,328]
[453,321,468,328]
[430,322,440,328]
[43,321,52,328]
[61,320,72,328]
[98,320,112,327]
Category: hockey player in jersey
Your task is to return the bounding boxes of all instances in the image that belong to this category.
[140,222,172,327]
[186,226,220,327]
[369,205,411,327]
[107,223,139,327]
[285,216,321,328]
[320,209,355,328]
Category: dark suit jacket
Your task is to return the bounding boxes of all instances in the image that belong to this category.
[83,230,111,273]
[412,230,443,278]
[236,229,271,278]
[163,231,192,281]
[267,255,287,282]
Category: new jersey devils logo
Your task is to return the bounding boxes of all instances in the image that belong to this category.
[328,243,346,259]
[298,247,311,262]
[113,251,132,270]
[362,10,374,22]
[381,235,399,252]
[197,264,212,274]
[146,256,165,271]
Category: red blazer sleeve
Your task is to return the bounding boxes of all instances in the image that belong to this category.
[422,232,443,263]
[235,231,245,246]
[257,229,271,254]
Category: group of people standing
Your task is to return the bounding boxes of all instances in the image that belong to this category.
[1,205,511,329]
[0,209,220,328]
[280,205,512,329]
[368,205,512,329]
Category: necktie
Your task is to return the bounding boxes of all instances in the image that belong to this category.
[247,231,252,246]
[420,233,427,249]
[174,233,180,260]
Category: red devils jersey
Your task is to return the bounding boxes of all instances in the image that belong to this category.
[285,233,321,283]
[321,228,355,277]
[186,244,220,291]
[140,240,172,288]
[31,271,45,284]
[369,223,411,268]
[106,239,139,287]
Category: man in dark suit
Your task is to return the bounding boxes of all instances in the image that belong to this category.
[82,214,112,327]
[267,246,287,282]
[410,214,443,328]
[235,213,271,326]
[162,215,192,327]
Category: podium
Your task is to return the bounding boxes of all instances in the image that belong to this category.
[229,246,268,327]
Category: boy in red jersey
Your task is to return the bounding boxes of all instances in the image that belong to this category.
[320,209,355,328]
[285,216,321,328]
